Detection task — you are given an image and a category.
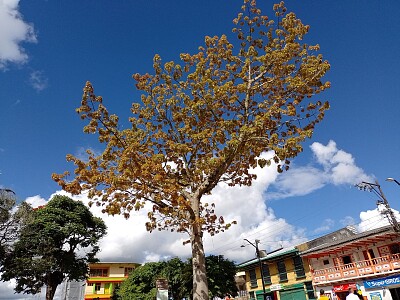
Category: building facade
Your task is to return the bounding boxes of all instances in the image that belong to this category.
[237,247,315,300]
[84,262,140,300]
[300,226,400,300]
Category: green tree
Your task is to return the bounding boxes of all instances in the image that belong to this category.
[115,256,237,299]
[53,1,330,299]
[0,195,107,300]
[184,255,238,299]
[116,261,165,300]
[205,255,238,298]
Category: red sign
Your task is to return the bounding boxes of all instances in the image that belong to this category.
[333,283,357,292]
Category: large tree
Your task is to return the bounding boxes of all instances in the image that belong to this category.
[114,256,237,300]
[202,255,238,298]
[114,259,189,300]
[0,195,107,300]
[53,1,330,299]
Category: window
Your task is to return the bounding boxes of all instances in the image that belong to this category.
[277,260,287,281]
[293,256,305,278]
[323,259,330,265]
[90,268,108,277]
[262,264,271,284]
[124,267,134,276]
[305,281,316,300]
[249,269,258,288]
[342,255,352,265]
[87,283,94,286]
[94,283,101,291]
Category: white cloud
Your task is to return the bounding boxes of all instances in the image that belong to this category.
[73,147,103,162]
[357,208,400,233]
[269,140,373,199]
[0,278,64,300]
[313,218,335,234]
[0,279,19,300]
[29,70,48,91]
[268,166,327,199]
[340,216,356,227]
[310,140,338,168]
[0,0,36,69]
[311,140,373,185]
[25,194,47,207]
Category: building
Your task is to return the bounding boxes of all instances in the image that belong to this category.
[237,247,315,300]
[300,225,400,300]
[84,262,140,300]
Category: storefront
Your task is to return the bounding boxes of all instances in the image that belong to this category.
[364,274,400,300]
[254,283,308,300]
[278,283,307,300]
[333,283,358,300]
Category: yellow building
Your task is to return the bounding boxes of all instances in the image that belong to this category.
[84,262,140,300]
[237,247,314,300]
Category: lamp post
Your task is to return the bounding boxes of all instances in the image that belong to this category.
[386,178,400,186]
[242,239,267,300]
[356,181,400,232]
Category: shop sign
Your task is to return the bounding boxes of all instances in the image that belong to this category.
[270,284,283,291]
[333,283,357,292]
[364,274,400,289]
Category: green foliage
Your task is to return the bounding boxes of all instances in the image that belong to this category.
[116,256,237,299]
[206,255,238,297]
[0,195,107,300]
[186,255,238,298]
[116,262,165,300]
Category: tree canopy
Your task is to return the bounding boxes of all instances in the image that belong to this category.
[53,1,330,299]
[203,255,238,298]
[0,195,107,300]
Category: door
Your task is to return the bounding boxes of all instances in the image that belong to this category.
[104,283,111,294]
[280,289,307,300]
[390,287,400,300]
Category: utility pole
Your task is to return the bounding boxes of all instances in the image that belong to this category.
[243,239,267,300]
[356,181,400,232]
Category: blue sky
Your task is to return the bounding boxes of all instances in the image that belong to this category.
[1,1,400,297]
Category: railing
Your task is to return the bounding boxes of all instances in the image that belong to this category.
[313,254,400,283]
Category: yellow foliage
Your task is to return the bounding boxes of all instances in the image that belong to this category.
[53,0,330,241]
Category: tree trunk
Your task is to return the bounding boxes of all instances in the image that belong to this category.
[191,221,209,300]
[45,283,58,300]
[45,274,60,300]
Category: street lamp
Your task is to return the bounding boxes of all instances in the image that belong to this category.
[242,239,267,300]
[356,181,400,232]
[386,178,400,186]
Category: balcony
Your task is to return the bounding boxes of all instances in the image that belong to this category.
[312,254,400,283]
